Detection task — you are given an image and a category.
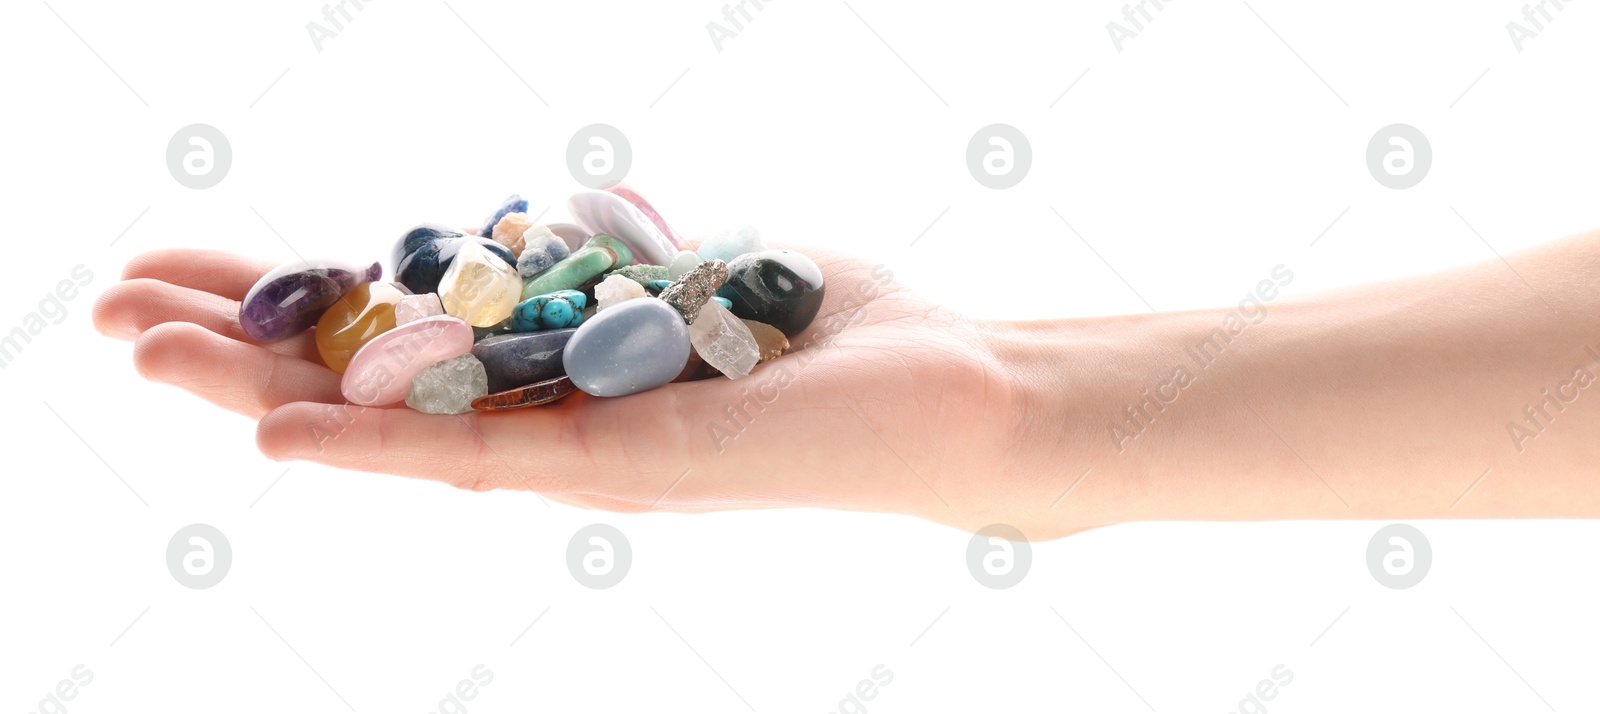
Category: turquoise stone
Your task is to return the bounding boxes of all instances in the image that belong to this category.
[512,290,586,331]
[713,296,733,310]
[521,234,632,300]
[647,279,673,292]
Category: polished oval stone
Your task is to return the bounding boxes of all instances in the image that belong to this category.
[511,290,586,331]
[472,329,578,393]
[393,229,517,296]
[568,190,678,266]
[563,298,690,397]
[315,281,409,373]
[471,376,578,411]
[715,249,825,337]
[668,250,701,280]
[341,315,474,406]
[390,223,462,272]
[605,183,684,248]
[240,258,382,342]
[697,226,765,264]
[480,194,528,238]
[520,234,632,300]
[438,240,524,327]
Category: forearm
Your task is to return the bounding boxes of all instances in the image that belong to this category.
[998,230,1600,525]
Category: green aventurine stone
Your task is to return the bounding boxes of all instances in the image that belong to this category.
[605,263,669,288]
[521,234,633,301]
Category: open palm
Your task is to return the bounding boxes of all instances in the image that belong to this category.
[94,240,1060,536]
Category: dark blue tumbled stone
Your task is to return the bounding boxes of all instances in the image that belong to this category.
[715,249,826,337]
[472,329,578,393]
[481,194,529,238]
[393,231,517,296]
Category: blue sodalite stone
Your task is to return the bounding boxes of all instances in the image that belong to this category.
[472,329,577,393]
[517,231,571,279]
[392,227,517,296]
[511,290,586,332]
[563,298,690,397]
[715,249,826,337]
[481,194,529,238]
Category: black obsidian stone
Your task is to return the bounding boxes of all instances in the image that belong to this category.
[715,249,825,337]
[391,224,517,295]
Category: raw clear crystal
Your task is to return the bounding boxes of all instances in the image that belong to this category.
[406,354,488,414]
[394,293,444,325]
[687,299,759,379]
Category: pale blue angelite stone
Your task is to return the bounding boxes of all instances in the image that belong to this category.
[563,299,690,397]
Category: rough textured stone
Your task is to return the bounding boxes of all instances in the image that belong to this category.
[406,354,488,414]
[517,227,571,278]
[438,240,524,327]
[240,258,382,342]
[341,315,474,406]
[688,299,759,379]
[605,263,669,288]
[742,319,790,363]
[716,250,826,337]
[491,211,534,255]
[471,376,578,410]
[562,299,690,397]
[594,274,647,311]
[394,293,444,325]
[480,194,528,238]
[657,259,728,325]
[315,281,409,373]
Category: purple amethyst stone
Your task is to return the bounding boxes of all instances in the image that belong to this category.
[239,259,382,342]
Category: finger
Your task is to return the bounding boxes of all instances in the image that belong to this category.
[255,390,712,499]
[134,322,343,418]
[121,249,277,301]
[94,279,321,359]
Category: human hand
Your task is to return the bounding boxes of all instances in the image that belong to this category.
[93,241,1088,538]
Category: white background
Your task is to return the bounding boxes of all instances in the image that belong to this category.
[2,0,1598,712]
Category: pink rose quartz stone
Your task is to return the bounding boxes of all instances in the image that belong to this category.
[340,315,475,406]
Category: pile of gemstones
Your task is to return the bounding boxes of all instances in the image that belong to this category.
[237,187,824,413]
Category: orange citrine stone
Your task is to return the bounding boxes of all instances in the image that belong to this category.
[315,282,409,373]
